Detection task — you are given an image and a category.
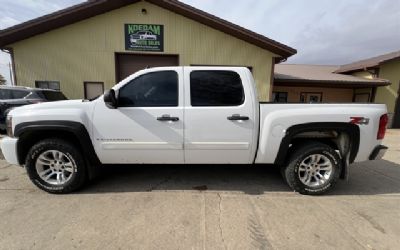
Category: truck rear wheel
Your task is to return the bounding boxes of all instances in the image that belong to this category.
[282,142,342,195]
[25,138,87,194]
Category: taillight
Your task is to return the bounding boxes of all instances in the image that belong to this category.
[377,114,388,140]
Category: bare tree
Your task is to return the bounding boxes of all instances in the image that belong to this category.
[0,74,6,85]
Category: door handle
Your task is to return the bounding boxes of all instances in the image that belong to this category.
[227,114,249,121]
[157,115,179,122]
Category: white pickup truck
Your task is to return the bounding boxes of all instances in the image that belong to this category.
[1,67,389,195]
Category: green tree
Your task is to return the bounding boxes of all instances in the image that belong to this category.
[0,74,6,85]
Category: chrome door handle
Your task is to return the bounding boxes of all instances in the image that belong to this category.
[227,114,249,121]
[157,114,179,122]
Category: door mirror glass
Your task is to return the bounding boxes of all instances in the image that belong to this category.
[104,89,118,109]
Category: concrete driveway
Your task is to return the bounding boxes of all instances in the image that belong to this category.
[1,130,400,250]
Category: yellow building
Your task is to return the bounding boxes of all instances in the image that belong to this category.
[336,51,400,128]
[0,0,296,102]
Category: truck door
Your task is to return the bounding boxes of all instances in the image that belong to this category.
[183,68,257,164]
[92,68,184,164]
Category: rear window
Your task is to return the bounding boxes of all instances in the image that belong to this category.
[38,91,67,101]
[190,71,244,106]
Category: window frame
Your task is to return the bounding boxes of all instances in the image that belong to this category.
[189,70,245,107]
[300,92,323,103]
[35,80,61,91]
[272,91,288,103]
[118,70,179,108]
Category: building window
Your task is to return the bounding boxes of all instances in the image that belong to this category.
[35,81,60,90]
[119,71,178,107]
[84,82,104,100]
[272,92,288,103]
[190,70,244,106]
[300,92,322,103]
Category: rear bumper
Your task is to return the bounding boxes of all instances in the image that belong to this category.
[369,145,388,160]
[0,137,19,165]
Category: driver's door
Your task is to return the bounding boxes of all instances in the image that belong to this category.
[92,68,184,164]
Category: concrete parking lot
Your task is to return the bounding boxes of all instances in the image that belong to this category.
[0,131,400,250]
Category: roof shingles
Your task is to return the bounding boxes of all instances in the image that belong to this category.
[275,64,390,87]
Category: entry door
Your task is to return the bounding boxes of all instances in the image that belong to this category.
[116,54,179,82]
[183,68,257,164]
[92,69,184,164]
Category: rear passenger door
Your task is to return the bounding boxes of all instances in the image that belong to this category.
[183,68,256,164]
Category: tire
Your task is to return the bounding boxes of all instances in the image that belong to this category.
[282,141,342,195]
[25,138,87,194]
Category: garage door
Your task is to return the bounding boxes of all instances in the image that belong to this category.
[115,54,179,82]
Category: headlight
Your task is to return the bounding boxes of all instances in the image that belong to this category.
[6,115,13,137]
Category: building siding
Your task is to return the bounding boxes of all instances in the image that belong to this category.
[9,1,277,101]
[375,59,400,113]
[352,71,374,79]
[273,86,355,103]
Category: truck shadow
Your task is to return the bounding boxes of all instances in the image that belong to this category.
[81,160,400,196]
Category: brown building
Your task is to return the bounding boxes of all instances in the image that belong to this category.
[273,64,390,103]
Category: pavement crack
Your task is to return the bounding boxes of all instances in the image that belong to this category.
[217,193,227,250]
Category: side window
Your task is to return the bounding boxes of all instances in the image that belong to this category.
[118,71,178,107]
[190,71,244,106]
[11,90,30,99]
[0,89,13,99]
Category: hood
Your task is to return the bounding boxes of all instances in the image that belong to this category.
[9,99,92,114]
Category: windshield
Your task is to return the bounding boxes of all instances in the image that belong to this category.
[38,91,68,101]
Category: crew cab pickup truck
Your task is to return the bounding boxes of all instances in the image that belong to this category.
[0,67,389,195]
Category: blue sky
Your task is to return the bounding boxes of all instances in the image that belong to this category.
[1,0,399,84]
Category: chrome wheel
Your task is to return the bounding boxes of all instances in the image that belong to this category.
[298,154,333,187]
[35,150,76,185]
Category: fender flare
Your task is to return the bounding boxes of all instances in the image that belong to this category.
[274,122,360,179]
[15,121,101,179]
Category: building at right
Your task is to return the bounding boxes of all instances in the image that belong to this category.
[336,50,400,128]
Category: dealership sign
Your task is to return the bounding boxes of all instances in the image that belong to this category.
[125,24,164,52]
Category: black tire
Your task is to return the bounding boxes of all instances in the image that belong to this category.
[25,138,87,194]
[282,141,342,195]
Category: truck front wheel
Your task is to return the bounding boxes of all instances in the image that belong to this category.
[25,138,87,194]
[282,142,342,195]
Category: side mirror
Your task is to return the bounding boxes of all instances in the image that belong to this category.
[104,89,117,109]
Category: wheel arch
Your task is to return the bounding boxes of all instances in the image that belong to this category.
[15,121,101,179]
[274,122,360,179]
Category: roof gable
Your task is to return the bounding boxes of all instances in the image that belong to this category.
[335,50,400,73]
[0,0,296,58]
[275,64,390,87]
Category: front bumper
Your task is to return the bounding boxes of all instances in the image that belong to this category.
[0,137,19,165]
[369,145,388,160]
